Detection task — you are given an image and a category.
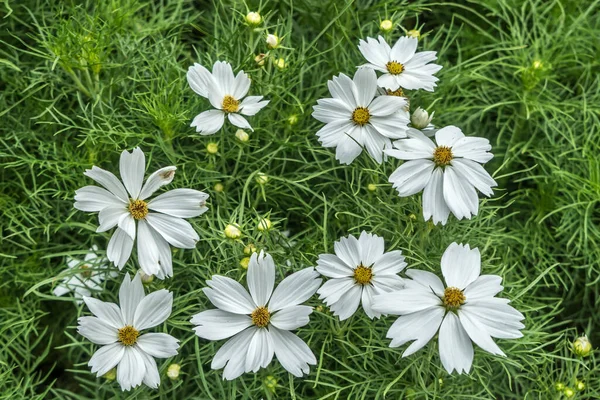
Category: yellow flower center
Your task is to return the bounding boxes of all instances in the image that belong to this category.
[386,88,405,97]
[433,146,453,166]
[251,306,270,328]
[79,264,92,279]
[353,264,373,285]
[351,107,371,126]
[386,61,404,75]
[222,95,240,113]
[118,325,139,346]
[128,199,148,220]
[443,287,465,309]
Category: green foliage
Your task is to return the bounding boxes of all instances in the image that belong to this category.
[1,0,598,398]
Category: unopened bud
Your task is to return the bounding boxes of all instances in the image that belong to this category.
[244,243,257,255]
[240,257,250,269]
[575,380,585,391]
[235,129,249,142]
[573,335,592,357]
[167,363,181,380]
[407,29,421,39]
[275,58,286,70]
[214,182,224,192]
[410,107,434,130]
[104,368,116,381]
[367,183,377,192]
[206,142,218,154]
[555,382,565,391]
[256,173,269,185]
[266,34,280,49]
[564,388,575,398]
[380,20,393,32]
[532,60,543,69]
[258,218,272,231]
[264,375,277,391]
[224,224,242,239]
[245,12,261,26]
[139,271,154,285]
[287,114,298,125]
[255,53,267,66]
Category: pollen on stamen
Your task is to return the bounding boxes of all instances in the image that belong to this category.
[353,264,373,285]
[128,199,148,220]
[351,107,371,126]
[386,61,404,75]
[222,95,240,113]
[433,146,453,166]
[443,287,465,309]
[118,325,140,346]
[251,306,270,328]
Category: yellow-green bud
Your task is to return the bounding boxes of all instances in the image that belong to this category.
[315,305,324,312]
[235,129,249,142]
[104,368,117,381]
[564,388,575,398]
[264,375,277,391]
[367,183,377,192]
[255,53,267,66]
[573,335,592,357]
[167,363,181,380]
[407,29,421,39]
[224,224,242,239]
[555,382,565,391]
[258,218,272,231]
[438,378,443,387]
[214,182,224,192]
[266,34,280,49]
[243,243,257,255]
[275,57,286,70]
[139,271,154,285]
[532,60,543,69]
[575,380,585,391]
[380,20,393,32]
[287,114,298,125]
[256,173,269,185]
[206,142,218,154]
[240,257,250,269]
[245,12,261,26]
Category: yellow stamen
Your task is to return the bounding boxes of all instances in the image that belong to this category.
[251,306,270,328]
[128,199,148,220]
[351,107,371,126]
[353,264,373,285]
[433,146,453,166]
[222,95,240,113]
[118,325,139,346]
[386,61,404,75]
[443,287,465,309]
[386,88,405,97]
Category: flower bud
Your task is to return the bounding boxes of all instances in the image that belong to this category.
[575,380,585,391]
[224,224,242,239]
[104,368,117,381]
[532,60,543,69]
[564,388,575,398]
[214,182,224,192]
[254,53,267,66]
[256,173,269,185]
[167,363,181,380]
[258,218,272,231]
[245,12,261,26]
[206,142,218,154]
[235,129,249,142]
[410,107,434,130]
[243,243,257,255]
[555,382,565,391]
[275,58,286,70]
[367,183,377,192]
[380,19,393,32]
[407,29,421,39]
[266,34,280,49]
[240,257,250,269]
[139,271,154,285]
[287,114,298,125]
[264,375,277,391]
[573,335,592,357]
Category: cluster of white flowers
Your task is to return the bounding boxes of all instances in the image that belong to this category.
[57,22,524,392]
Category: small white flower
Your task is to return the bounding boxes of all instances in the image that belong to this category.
[53,245,117,302]
[372,243,525,374]
[77,273,179,391]
[191,251,322,380]
[312,67,409,165]
[410,106,435,136]
[385,126,497,225]
[74,147,209,278]
[187,61,269,135]
[316,231,406,320]
[358,35,442,92]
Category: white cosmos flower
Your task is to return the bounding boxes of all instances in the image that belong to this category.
[385,126,497,225]
[74,147,209,279]
[316,231,406,320]
[358,35,442,92]
[77,273,179,391]
[312,67,409,165]
[190,251,322,380]
[187,61,269,135]
[53,245,117,302]
[372,243,525,374]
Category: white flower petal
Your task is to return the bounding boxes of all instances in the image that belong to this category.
[353,67,377,107]
[148,188,209,218]
[451,137,493,163]
[187,63,213,97]
[139,349,161,389]
[362,125,391,164]
[245,328,274,373]
[268,267,322,312]
[438,313,474,374]
[423,168,450,225]
[239,96,269,116]
[369,114,409,139]
[462,299,524,339]
[327,73,358,109]
[269,326,316,377]
[361,284,379,319]
[357,36,390,68]
[371,275,405,292]
[84,166,130,203]
[204,276,256,314]
[329,284,362,320]
[387,135,435,160]
[117,346,146,391]
[247,251,276,307]
[74,186,125,212]
[222,328,256,380]
[335,132,363,165]
[212,327,255,371]
[191,309,253,340]
[119,272,145,325]
[386,307,444,356]
[89,342,125,377]
[357,231,384,267]
[443,166,479,220]
[77,316,118,344]
[464,275,503,301]
[119,147,145,199]
[231,70,251,99]
[145,213,199,249]
[316,120,353,147]
[270,305,313,330]
[368,95,406,116]
[388,159,435,197]
[149,225,173,279]
[137,219,161,276]
[317,277,356,305]
[312,98,353,123]
[107,228,134,269]
[372,250,406,275]
[139,166,177,200]
[96,206,128,233]
[82,296,124,328]
[451,159,496,197]
[228,113,253,131]
[212,61,234,95]
[377,73,400,91]
[117,214,136,241]
[405,269,445,297]
[390,36,418,64]
[440,243,480,289]
[333,234,361,268]
[372,288,441,315]
[315,254,354,278]
[435,126,464,147]
[458,310,505,356]
[136,333,180,358]
[133,289,173,330]
[191,110,225,135]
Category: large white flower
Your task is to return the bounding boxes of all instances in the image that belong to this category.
[77,273,179,391]
[187,61,269,135]
[358,35,442,92]
[53,245,117,302]
[312,67,409,165]
[372,243,525,374]
[191,251,322,380]
[74,147,209,279]
[316,231,406,320]
[385,126,497,225]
